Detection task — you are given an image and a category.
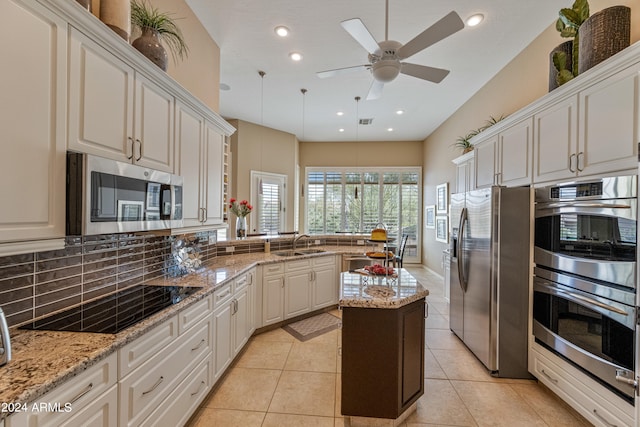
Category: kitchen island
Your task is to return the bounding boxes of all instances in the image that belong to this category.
[340,269,429,425]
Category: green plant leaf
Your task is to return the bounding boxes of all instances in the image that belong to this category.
[552,51,567,72]
[557,69,574,86]
[575,0,590,21]
[560,27,576,38]
[555,18,565,32]
[560,8,581,26]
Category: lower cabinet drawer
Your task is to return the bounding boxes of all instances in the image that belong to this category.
[531,346,634,427]
[119,317,212,427]
[119,316,179,378]
[141,357,211,427]
[6,352,117,427]
[59,385,118,427]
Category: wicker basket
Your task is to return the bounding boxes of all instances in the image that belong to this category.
[549,40,573,92]
[579,6,631,75]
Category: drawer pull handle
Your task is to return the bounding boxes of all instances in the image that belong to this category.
[142,376,164,396]
[592,409,617,427]
[216,289,231,300]
[540,369,558,384]
[68,382,93,405]
[190,380,206,396]
[191,339,206,352]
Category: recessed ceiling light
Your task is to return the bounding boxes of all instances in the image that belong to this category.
[466,14,484,27]
[337,111,344,116]
[395,110,404,115]
[387,128,394,132]
[339,128,345,132]
[289,52,303,61]
[274,26,289,37]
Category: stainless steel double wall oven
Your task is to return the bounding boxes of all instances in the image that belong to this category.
[533,175,637,402]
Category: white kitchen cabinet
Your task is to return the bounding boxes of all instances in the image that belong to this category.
[311,255,338,310]
[0,0,67,245]
[212,272,255,383]
[475,118,532,188]
[119,316,211,427]
[533,95,578,183]
[577,62,639,177]
[212,298,232,382]
[175,101,226,227]
[7,353,118,427]
[533,63,640,183]
[68,28,174,173]
[262,263,285,326]
[141,358,210,427]
[452,151,475,194]
[284,259,313,319]
[474,136,497,188]
[530,342,635,427]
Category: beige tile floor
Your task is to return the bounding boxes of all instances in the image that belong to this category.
[187,266,592,427]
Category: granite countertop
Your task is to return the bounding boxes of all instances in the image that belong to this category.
[0,246,366,418]
[339,268,429,309]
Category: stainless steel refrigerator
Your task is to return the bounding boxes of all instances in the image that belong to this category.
[449,186,531,378]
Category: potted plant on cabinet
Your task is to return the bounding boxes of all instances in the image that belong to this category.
[130,0,189,71]
[551,0,590,88]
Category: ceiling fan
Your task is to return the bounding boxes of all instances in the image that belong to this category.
[317,0,465,100]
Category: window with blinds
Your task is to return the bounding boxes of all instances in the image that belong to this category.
[251,171,286,234]
[305,167,421,263]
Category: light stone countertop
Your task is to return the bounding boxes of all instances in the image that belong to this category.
[0,246,368,419]
[339,268,429,309]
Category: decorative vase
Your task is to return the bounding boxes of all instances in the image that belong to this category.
[548,40,573,92]
[132,28,169,71]
[578,6,631,75]
[236,216,247,239]
[99,0,130,41]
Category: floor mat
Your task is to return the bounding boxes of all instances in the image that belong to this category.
[282,312,342,342]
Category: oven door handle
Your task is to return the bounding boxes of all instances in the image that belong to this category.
[536,281,629,317]
[541,202,631,209]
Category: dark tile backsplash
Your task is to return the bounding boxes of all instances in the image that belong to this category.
[0,232,365,327]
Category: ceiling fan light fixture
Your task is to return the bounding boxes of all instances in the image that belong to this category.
[274,26,290,37]
[466,14,484,27]
[289,52,303,61]
[372,60,400,83]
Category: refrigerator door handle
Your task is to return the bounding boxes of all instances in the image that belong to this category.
[457,207,468,292]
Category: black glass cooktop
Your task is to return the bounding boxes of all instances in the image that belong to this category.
[20,285,202,334]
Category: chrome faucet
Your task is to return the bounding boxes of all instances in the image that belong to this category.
[292,233,310,250]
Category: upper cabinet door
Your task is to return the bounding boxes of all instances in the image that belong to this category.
[0,0,67,242]
[578,63,640,176]
[175,102,205,227]
[474,136,497,188]
[133,74,174,172]
[533,95,578,183]
[498,118,533,187]
[68,28,134,162]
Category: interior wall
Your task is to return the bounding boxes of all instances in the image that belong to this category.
[421,0,640,275]
[228,120,298,236]
[91,0,220,112]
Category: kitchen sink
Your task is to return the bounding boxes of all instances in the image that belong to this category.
[272,248,327,257]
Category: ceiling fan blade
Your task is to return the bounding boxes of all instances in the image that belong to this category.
[401,63,450,83]
[397,11,464,59]
[341,18,380,54]
[366,80,385,100]
[316,64,370,79]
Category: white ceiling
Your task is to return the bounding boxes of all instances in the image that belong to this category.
[186,0,560,142]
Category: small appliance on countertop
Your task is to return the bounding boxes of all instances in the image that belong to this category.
[0,306,11,366]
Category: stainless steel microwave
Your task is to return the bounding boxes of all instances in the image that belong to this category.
[66,152,183,235]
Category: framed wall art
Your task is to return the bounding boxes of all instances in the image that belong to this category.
[436,183,448,214]
[425,205,435,229]
[435,216,448,243]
